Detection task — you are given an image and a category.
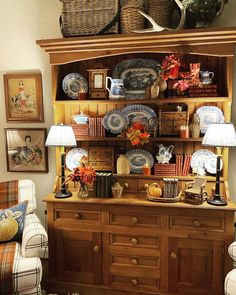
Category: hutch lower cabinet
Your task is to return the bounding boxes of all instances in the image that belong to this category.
[44,194,235,295]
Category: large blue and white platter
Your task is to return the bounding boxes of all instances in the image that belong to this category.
[125,149,154,174]
[121,104,157,128]
[102,110,129,134]
[112,58,161,99]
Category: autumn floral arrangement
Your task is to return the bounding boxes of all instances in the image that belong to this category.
[66,163,96,196]
[126,122,150,146]
[160,54,181,80]
[173,72,201,94]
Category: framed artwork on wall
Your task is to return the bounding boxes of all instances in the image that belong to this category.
[5,128,48,173]
[3,72,44,122]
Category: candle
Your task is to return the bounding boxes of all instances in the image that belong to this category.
[180,125,189,139]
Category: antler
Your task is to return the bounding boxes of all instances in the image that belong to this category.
[133,0,186,33]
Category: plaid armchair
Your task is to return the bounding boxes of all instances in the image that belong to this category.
[2,179,48,295]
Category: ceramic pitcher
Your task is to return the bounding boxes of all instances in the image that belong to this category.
[106,77,125,99]
[200,71,214,84]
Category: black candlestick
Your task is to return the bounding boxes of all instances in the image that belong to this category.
[207,155,227,206]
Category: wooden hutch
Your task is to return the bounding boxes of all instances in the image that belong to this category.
[38,28,236,295]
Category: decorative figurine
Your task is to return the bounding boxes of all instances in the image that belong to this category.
[156,144,174,164]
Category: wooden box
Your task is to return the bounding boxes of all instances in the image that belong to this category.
[154,164,176,176]
[159,105,189,136]
[88,147,114,171]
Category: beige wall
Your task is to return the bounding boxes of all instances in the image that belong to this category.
[0,1,236,224]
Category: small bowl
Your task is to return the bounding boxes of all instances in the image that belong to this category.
[72,111,89,124]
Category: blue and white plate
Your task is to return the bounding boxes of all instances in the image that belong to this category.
[125,149,154,174]
[65,148,88,171]
[102,110,129,134]
[121,104,157,128]
[62,73,88,99]
[190,149,222,174]
[196,106,224,134]
[205,155,223,174]
[112,58,161,99]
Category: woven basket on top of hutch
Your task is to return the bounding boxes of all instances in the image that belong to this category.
[37,28,236,295]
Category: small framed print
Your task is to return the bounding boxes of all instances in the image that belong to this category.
[5,128,48,173]
[87,67,109,99]
[4,72,44,122]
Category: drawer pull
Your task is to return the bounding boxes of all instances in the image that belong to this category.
[193,220,201,227]
[93,245,100,254]
[131,259,138,265]
[74,213,81,220]
[170,252,177,259]
[131,279,138,286]
[131,238,138,244]
[131,216,138,224]
[123,183,129,188]
[144,183,149,189]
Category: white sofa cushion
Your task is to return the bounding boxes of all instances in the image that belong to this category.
[225,269,236,295]
[18,179,36,214]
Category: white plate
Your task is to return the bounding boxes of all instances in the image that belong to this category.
[121,104,157,128]
[191,149,215,170]
[125,149,154,174]
[65,148,88,171]
[196,106,224,134]
[62,73,88,99]
[102,110,129,134]
[205,156,223,174]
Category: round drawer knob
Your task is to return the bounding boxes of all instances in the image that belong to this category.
[131,216,138,224]
[193,219,201,227]
[123,183,129,188]
[131,238,138,244]
[74,213,81,219]
[170,252,177,259]
[144,183,149,189]
[131,258,138,265]
[93,245,100,254]
[131,279,138,286]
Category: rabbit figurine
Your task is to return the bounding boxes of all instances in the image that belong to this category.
[156,144,174,164]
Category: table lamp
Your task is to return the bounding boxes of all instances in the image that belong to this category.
[45,124,77,198]
[202,123,236,206]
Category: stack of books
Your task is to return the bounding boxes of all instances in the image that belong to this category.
[163,178,179,198]
[94,172,113,198]
[88,117,106,138]
[188,84,218,97]
[176,154,192,176]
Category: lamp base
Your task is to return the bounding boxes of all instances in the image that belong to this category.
[207,195,227,206]
[55,189,72,199]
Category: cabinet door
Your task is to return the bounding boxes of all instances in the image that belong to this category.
[55,229,102,284]
[169,238,224,295]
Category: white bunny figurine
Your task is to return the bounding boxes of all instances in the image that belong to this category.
[156,144,174,164]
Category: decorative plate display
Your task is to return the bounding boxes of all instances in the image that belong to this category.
[102,110,129,134]
[205,155,223,174]
[190,149,222,174]
[65,148,88,171]
[196,106,224,134]
[125,149,154,174]
[62,73,88,99]
[112,58,162,99]
[121,104,157,128]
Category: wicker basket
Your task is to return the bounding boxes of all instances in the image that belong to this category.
[60,0,119,37]
[120,0,145,34]
[147,0,174,28]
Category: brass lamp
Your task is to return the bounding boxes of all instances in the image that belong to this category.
[202,123,236,206]
[45,124,77,198]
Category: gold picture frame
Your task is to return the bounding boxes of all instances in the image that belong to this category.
[5,128,48,173]
[4,72,44,122]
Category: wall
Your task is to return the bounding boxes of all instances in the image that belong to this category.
[0,1,236,225]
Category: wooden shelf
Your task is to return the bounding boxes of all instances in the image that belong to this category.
[114,174,223,181]
[75,137,203,142]
[55,97,231,105]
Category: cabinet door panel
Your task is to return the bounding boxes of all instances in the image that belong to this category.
[55,229,102,284]
[169,238,223,295]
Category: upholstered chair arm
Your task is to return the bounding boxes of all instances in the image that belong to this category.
[21,213,48,258]
[228,241,236,261]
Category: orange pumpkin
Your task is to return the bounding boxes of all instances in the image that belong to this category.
[148,183,162,198]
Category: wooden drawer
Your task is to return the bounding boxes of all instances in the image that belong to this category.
[55,208,101,224]
[112,254,160,268]
[110,211,161,227]
[110,234,160,249]
[169,215,225,232]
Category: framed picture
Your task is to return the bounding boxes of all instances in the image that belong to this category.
[5,128,48,173]
[4,72,44,122]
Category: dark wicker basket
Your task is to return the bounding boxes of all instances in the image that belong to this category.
[60,0,119,37]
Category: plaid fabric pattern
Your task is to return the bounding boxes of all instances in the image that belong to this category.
[0,242,16,295]
[18,179,36,214]
[0,180,18,209]
[21,213,48,258]
[229,241,236,261]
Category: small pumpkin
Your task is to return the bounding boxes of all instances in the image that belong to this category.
[0,209,22,241]
[148,183,162,198]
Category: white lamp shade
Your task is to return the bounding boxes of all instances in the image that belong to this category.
[202,123,236,148]
[45,124,77,147]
